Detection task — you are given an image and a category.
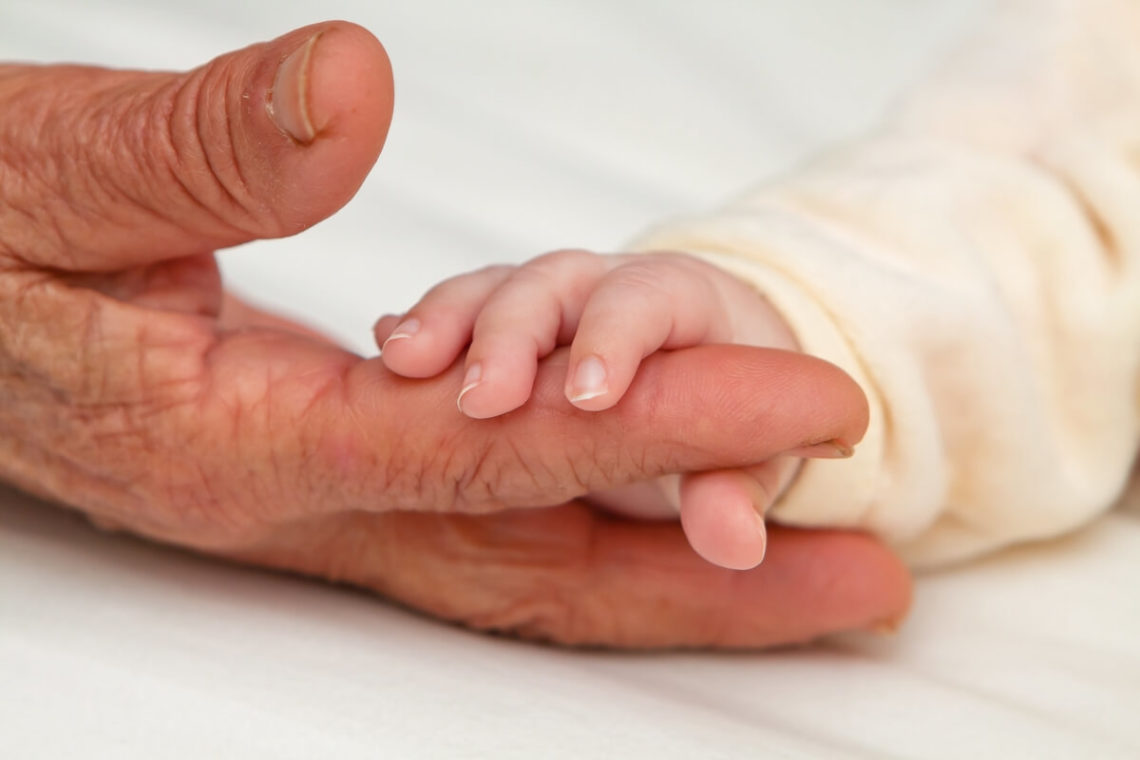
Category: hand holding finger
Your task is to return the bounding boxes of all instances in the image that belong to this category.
[231,502,911,649]
[0,22,396,548]
[376,265,514,378]
[565,252,800,410]
[455,249,609,418]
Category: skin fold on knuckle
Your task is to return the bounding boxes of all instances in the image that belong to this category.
[531,248,599,273]
[461,422,633,510]
[447,430,548,511]
[67,389,228,539]
[359,413,473,513]
[0,273,132,404]
[1,290,234,539]
[0,370,209,541]
[135,57,281,245]
[461,585,582,644]
[0,65,231,268]
[0,66,88,266]
[463,517,738,649]
[423,510,605,646]
[524,249,606,315]
[191,358,340,525]
[158,353,311,540]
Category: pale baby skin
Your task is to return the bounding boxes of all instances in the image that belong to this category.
[376,249,855,570]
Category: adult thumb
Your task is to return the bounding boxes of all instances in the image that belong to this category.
[0,21,393,272]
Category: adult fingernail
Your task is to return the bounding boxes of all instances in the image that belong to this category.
[269,32,321,143]
[786,440,855,459]
[457,363,482,414]
[568,355,607,403]
[382,317,420,350]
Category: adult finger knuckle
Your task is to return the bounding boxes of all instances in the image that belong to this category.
[454,434,545,508]
[451,513,608,646]
[0,70,96,267]
[376,418,503,514]
[468,588,581,643]
[453,424,619,511]
[472,580,633,648]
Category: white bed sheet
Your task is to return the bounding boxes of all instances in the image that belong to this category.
[2,1,1138,757]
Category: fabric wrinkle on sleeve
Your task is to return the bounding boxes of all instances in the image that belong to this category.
[627,0,1140,567]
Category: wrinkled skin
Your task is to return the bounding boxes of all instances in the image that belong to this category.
[0,21,910,648]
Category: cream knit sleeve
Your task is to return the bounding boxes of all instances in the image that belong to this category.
[630,0,1140,567]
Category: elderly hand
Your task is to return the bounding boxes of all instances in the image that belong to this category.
[0,22,909,648]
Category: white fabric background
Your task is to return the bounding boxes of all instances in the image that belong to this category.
[1,1,1138,756]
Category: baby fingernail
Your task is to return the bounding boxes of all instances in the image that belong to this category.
[269,32,321,143]
[457,363,482,414]
[382,317,420,350]
[752,512,768,565]
[568,355,608,403]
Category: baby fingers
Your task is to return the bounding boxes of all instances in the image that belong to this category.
[565,254,734,410]
[678,458,800,570]
[378,265,514,378]
[457,250,609,418]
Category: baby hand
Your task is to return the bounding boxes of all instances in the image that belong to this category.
[377,250,800,413]
[376,250,841,570]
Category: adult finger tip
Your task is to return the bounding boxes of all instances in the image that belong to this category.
[298,21,394,143]
[260,21,394,232]
[720,345,870,449]
[766,526,913,632]
[0,20,398,271]
[617,345,870,468]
